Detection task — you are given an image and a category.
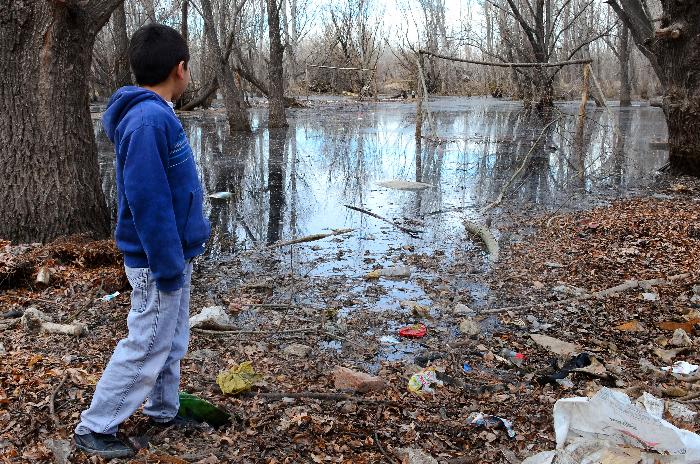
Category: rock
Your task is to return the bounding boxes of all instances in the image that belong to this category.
[544,261,564,268]
[283,343,311,358]
[642,292,659,301]
[530,333,580,356]
[395,448,439,464]
[459,317,480,336]
[332,367,384,393]
[669,328,692,347]
[0,343,4,356]
[189,306,232,330]
[44,439,71,464]
[453,303,474,316]
[653,347,683,363]
[692,284,700,296]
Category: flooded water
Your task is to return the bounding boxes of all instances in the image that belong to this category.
[95,96,668,368]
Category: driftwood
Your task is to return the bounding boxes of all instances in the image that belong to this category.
[344,205,423,236]
[481,273,691,314]
[464,221,499,263]
[21,307,87,336]
[192,325,320,336]
[267,228,354,249]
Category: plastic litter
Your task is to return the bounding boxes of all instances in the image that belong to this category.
[467,412,516,438]
[365,265,412,280]
[462,363,472,373]
[208,191,233,200]
[408,367,443,395]
[101,291,120,302]
[523,387,700,463]
[500,349,525,367]
[399,323,427,338]
[178,392,230,427]
[216,361,262,395]
[537,352,591,385]
[662,360,699,375]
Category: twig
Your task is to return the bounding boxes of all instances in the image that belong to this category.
[345,205,423,236]
[481,273,691,314]
[50,374,68,428]
[192,326,320,336]
[267,229,354,249]
[245,391,395,405]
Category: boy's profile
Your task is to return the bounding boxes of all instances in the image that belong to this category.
[73,24,210,458]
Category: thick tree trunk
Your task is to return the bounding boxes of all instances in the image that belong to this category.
[619,25,632,106]
[0,2,118,243]
[200,0,251,132]
[267,0,288,128]
[113,4,131,88]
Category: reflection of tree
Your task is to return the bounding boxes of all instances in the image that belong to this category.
[267,128,287,244]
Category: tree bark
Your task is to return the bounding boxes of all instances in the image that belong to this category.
[267,0,288,128]
[113,4,131,88]
[200,0,251,132]
[619,25,632,106]
[609,0,700,175]
[0,1,119,243]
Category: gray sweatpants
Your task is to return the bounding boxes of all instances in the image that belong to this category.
[75,261,193,436]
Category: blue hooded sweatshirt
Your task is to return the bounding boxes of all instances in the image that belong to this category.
[102,86,211,292]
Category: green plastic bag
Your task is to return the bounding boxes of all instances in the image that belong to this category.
[178,392,230,428]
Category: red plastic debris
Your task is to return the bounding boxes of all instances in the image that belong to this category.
[398,323,427,338]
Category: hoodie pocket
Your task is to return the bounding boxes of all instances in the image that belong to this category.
[183,189,211,248]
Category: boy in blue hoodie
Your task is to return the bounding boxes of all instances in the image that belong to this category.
[74,24,210,458]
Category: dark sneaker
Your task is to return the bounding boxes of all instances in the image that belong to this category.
[149,414,201,428]
[74,432,135,459]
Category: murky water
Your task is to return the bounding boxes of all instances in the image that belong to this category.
[96,97,667,267]
[94,96,668,368]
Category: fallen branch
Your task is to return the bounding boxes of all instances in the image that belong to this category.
[21,308,87,336]
[481,273,691,314]
[344,205,423,236]
[464,221,499,263]
[192,326,320,336]
[419,50,592,68]
[49,374,68,428]
[267,228,354,249]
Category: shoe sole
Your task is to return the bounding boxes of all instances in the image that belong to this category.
[74,441,135,459]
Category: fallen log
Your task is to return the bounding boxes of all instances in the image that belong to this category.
[464,220,499,263]
[481,273,691,314]
[21,307,87,336]
[267,228,354,249]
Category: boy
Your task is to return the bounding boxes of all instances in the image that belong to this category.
[74,24,210,458]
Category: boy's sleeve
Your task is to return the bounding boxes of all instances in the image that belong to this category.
[123,124,185,292]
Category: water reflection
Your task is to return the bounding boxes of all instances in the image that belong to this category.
[95,98,668,270]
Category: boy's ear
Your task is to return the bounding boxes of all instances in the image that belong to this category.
[175,61,187,80]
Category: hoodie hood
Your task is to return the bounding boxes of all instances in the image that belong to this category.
[102,86,169,142]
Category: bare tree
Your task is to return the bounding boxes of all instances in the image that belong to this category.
[199,0,251,132]
[0,0,123,243]
[114,4,132,88]
[607,0,699,174]
[267,0,288,127]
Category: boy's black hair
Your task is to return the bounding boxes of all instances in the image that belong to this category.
[128,24,189,86]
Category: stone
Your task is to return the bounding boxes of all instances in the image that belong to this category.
[530,333,580,356]
[44,439,71,464]
[669,328,692,347]
[395,448,439,464]
[454,303,474,316]
[332,367,384,393]
[666,401,697,422]
[189,306,232,330]
[459,317,480,336]
[0,343,4,356]
[283,343,311,358]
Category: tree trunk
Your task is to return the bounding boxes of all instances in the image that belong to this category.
[610,0,700,175]
[0,1,119,243]
[267,0,288,128]
[200,0,251,132]
[181,0,188,44]
[619,25,632,106]
[113,4,131,88]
